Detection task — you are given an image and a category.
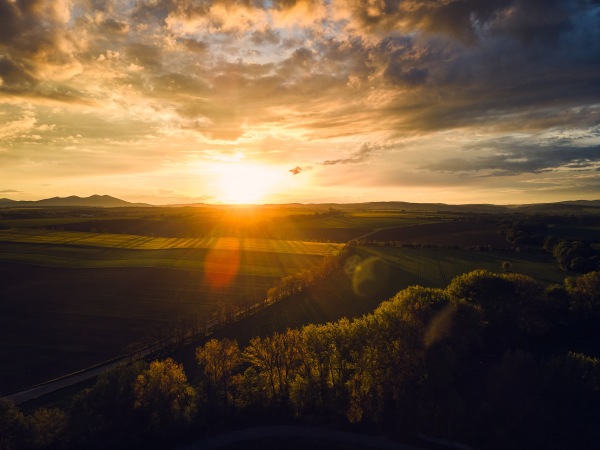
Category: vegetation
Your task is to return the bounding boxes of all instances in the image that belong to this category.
[0,237,335,394]
[2,270,600,449]
[2,204,599,448]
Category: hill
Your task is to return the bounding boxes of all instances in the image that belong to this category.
[0,195,151,208]
[1,196,599,212]
[512,200,600,214]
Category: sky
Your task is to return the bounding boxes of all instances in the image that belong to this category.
[1,0,599,205]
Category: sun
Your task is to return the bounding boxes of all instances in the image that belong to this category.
[216,163,282,204]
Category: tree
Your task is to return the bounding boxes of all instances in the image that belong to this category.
[482,350,543,449]
[27,408,66,449]
[196,338,241,404]
[134,358,197,437]
[446,270,536,349]
[292,323,333,413]
[565,271,600,320]
[0,398,26,450]
[553,240,595,272]
[69,361,146,446]
[243,331,301,407]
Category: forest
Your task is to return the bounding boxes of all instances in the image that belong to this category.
[2,266,599,450]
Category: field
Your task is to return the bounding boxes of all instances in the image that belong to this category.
[365,221,512,248]
[205,245,567,348]
[1,206,445,243]
[355,245,566,286]
[0,227,340,395]
[2,204,592,399]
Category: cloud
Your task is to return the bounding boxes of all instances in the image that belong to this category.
[1,0,600,204]
[334,0,578,44]
[425,144,600,176]
[0,0,81,86]
[0,110,37,140]
[0,189,21,194]
[289,166,302,174]
[322,143,381,166]
[250,27,281,45]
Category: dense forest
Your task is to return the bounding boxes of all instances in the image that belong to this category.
[1,267,599,450]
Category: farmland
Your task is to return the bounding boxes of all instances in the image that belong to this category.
[0,222,342,395]
[206,244,567,347]
[1,203,597,398]
[1,205,445,242]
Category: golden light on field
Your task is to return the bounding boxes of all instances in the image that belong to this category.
[216,163,284,205]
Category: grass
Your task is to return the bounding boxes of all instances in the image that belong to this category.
[0,229,343,255]
[355,246,566,286]
[0,242,324,276]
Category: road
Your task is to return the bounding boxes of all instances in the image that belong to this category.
[177,426,427,450]
[5,301,271,405]
[5,346,155,404]
[4,315,222,405]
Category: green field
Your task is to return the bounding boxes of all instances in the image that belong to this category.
[0,228,338,395]
[355,245,566,286]
[0,229,342,254]
[0,243,326,275]
[205,245,568,348]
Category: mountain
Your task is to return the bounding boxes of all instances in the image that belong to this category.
[0,195,151,208]
[0,198,17,206]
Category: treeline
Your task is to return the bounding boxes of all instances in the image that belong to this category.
[2,270,599,449]
[500,219,600,272]
[352,239,504,251]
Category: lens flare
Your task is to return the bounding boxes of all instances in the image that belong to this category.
[203,238,241,289]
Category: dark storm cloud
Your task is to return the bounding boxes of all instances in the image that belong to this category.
[426,145,600,176]
[327,0,600,134]
[340,0,580,43]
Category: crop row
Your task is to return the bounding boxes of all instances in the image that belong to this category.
[0,229,342,255]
